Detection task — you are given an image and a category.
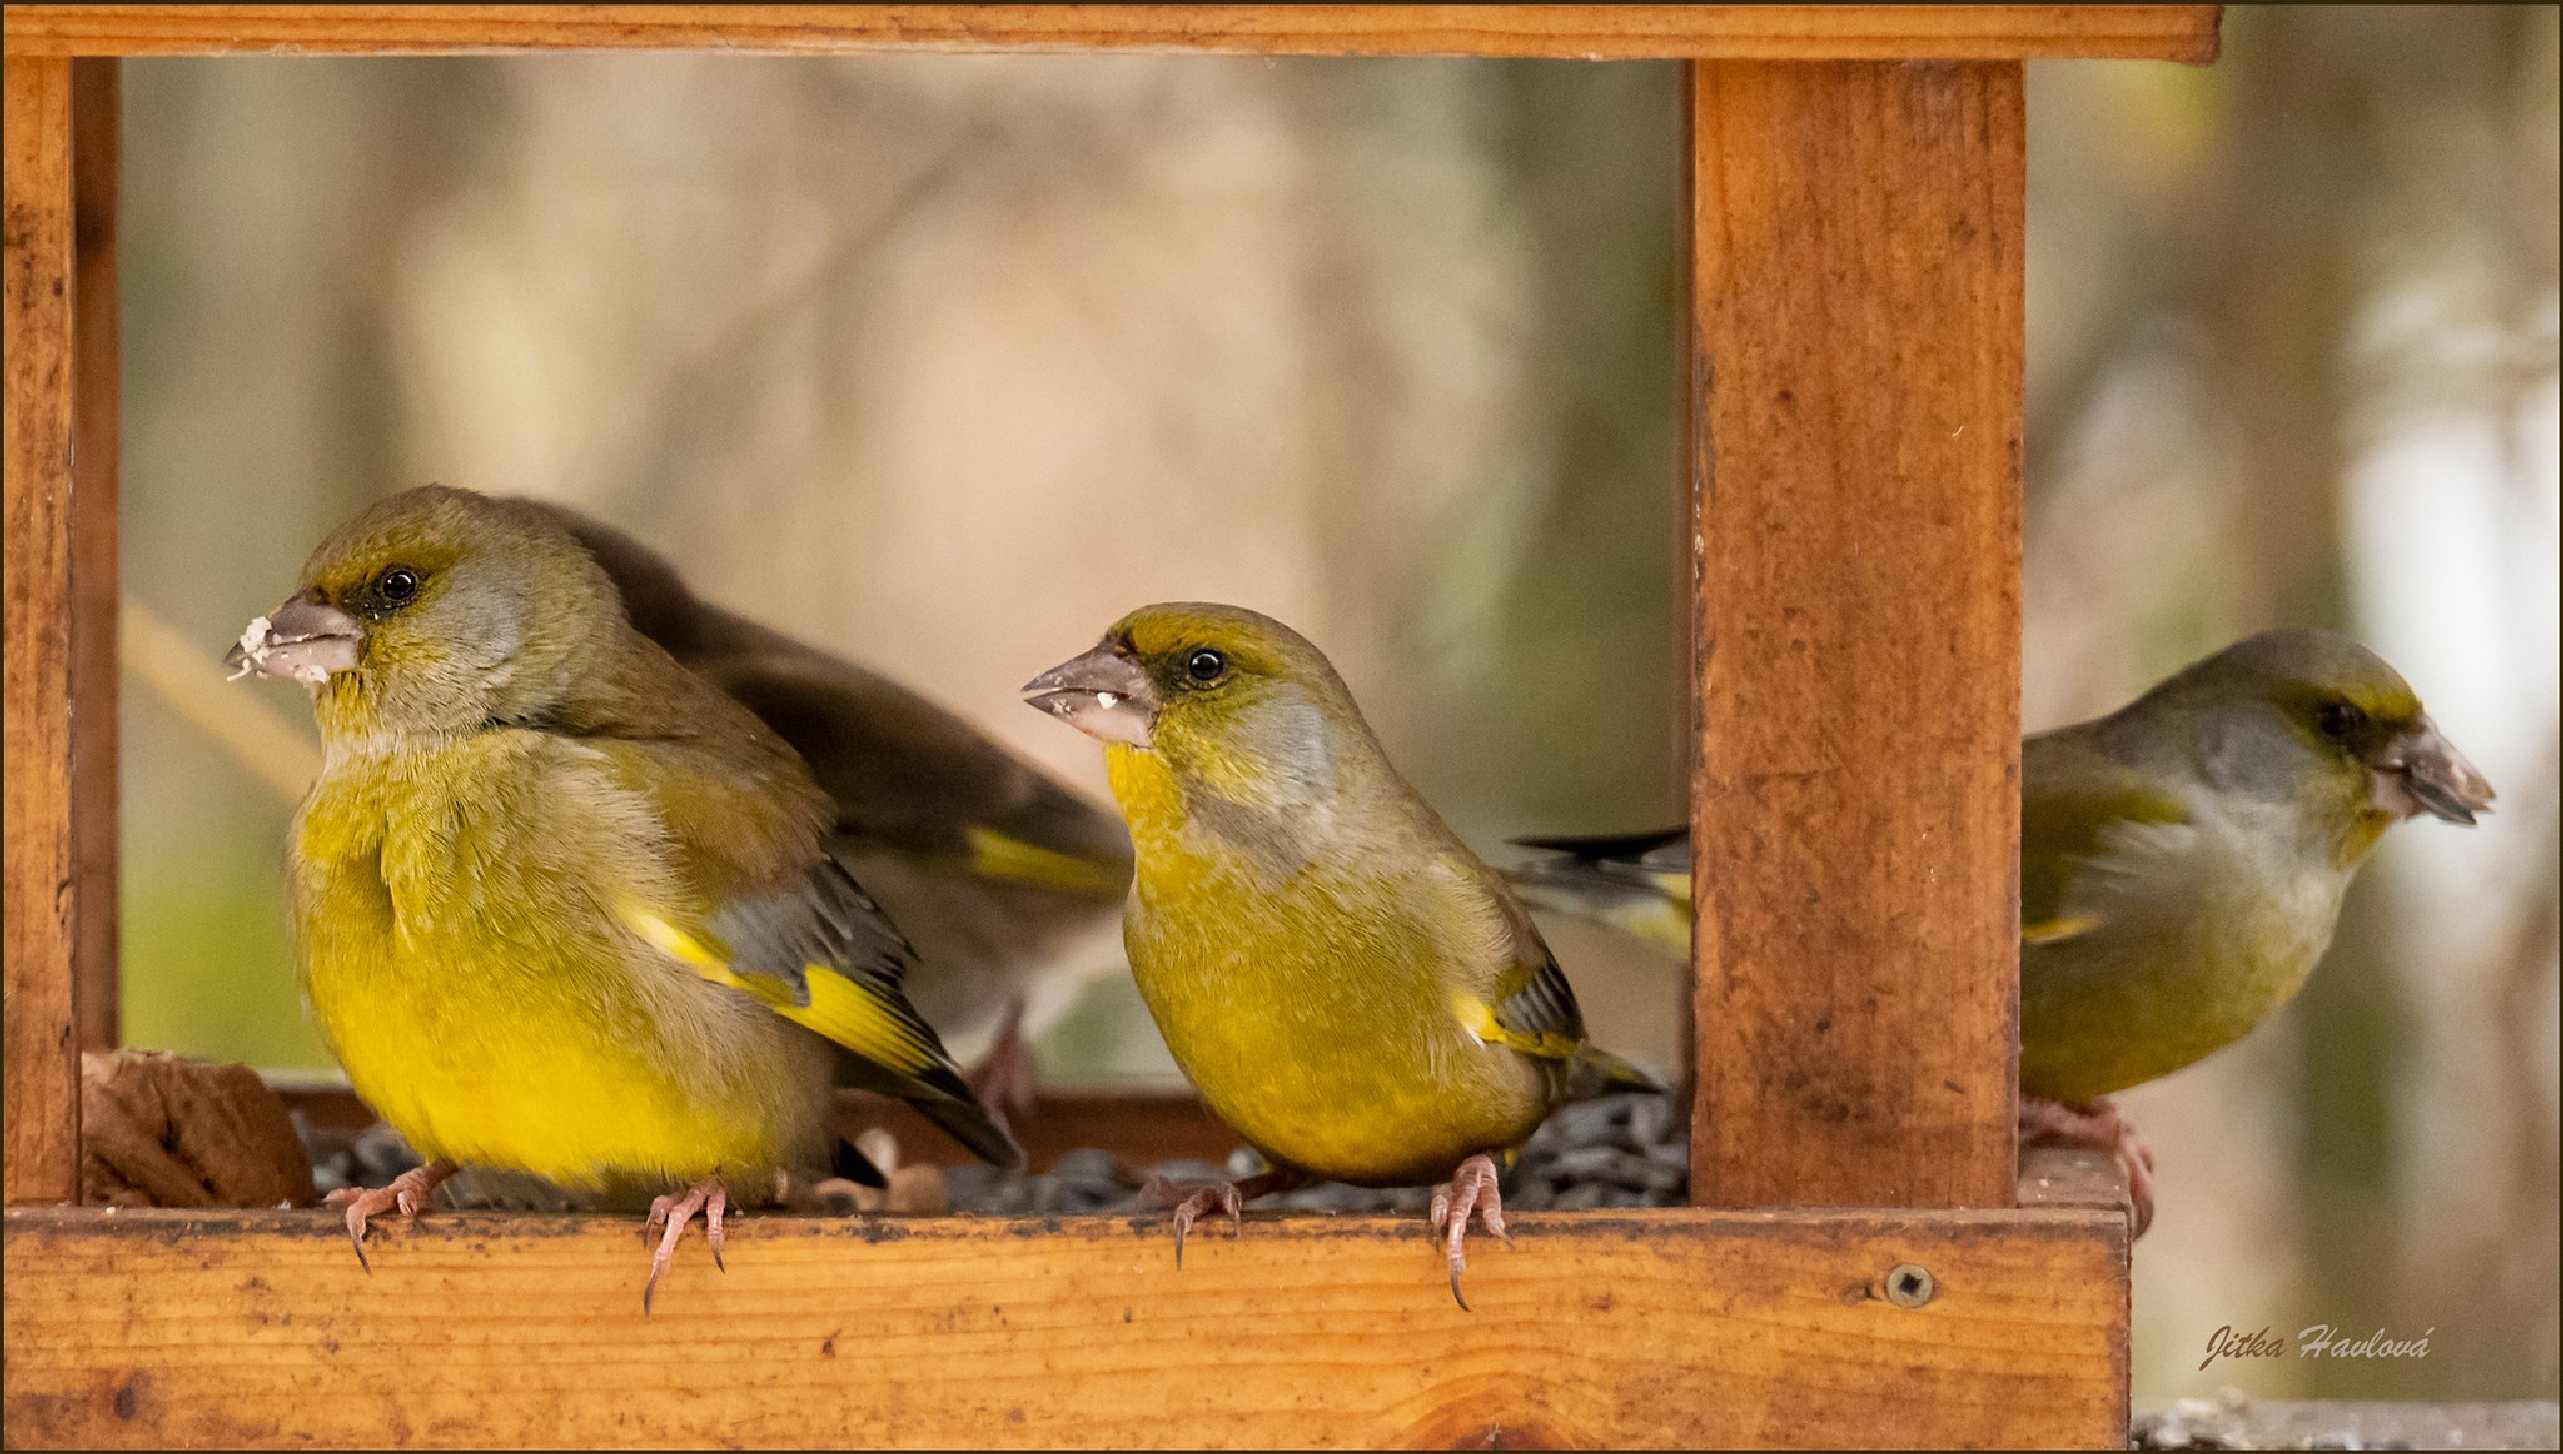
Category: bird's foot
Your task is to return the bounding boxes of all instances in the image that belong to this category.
[965,994,1039,1126]
[1427,1153,1513,1312]
[640,1177,730,1314]
[323,1159,458,1272]
[1136,1167,1307,1269]
[2021,1096,2156,1238]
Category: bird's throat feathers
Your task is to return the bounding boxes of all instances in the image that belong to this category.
[1104,698,1350,884]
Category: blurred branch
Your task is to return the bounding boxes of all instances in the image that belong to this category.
[620,129,992,525]
[122,595,318,803]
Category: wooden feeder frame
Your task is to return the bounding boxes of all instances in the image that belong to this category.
[2,6,2220,1448]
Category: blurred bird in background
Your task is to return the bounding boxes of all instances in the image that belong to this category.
[520,500,1136,1117]
[1027,602,1661,1306]
[231,486,1019,1306]
[1511,628,2493,1236]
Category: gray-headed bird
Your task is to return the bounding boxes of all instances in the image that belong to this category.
[1509,628,2493,1235]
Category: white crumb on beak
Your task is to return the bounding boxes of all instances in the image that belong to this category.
[1097,692,1121,709]
[293,661,332,685]
[226,615,274,681]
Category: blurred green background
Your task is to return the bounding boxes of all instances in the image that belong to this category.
[115,7,2556,1400]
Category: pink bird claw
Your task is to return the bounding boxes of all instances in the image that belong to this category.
[1428,1154,1509,1312]
[642,1178,731,1314]
[1136,1169,1305,1269]
[2021,1096,2157,1238]
[322,1160,457,1274]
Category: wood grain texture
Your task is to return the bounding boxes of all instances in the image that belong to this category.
[1,5,2221,61]
[3,1205,2126,1449]
[1686,61,2026,1211]
[70,59,118,1056]
[4,56,83,1208]
[2016,1147,2132,1215]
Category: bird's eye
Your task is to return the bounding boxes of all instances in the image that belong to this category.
[1184,648,1228,685]
[377,568,420,605]
[2315,701,2364,740]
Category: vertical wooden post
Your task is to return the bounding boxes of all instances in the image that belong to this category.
[71,58,119,1055]
[4,55,87,1205]
[1687,60,2025,1210]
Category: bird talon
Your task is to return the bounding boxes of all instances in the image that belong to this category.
[1164,1188,1235,1270]
[322,1160,456,1274]
[1428,1153,1507,1311]
[1147,1169,1304,1270]
[640,1178,729,1314]
[2022,1096,2157,1239]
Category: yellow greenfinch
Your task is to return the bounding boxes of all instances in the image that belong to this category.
[1510,627,2493,1234]
[1023,602,1660,1307]
[511,500,1134,1114]
[226,485,1018,1307]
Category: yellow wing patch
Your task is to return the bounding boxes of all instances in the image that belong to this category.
[962,825,1128,901]
[1451,990,1581,1061]
[614,899,935,1076]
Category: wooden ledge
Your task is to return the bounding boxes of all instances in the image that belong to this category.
[4,1203,2126,1448]
[3,6,2221,62]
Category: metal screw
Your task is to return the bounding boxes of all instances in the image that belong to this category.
[1885,1263,1935,1308]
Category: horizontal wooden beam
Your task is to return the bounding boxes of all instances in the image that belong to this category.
[3,5,2221,61]
[3,1203,2126,1449]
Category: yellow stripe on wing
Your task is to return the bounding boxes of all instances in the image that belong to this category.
[1450,991,1581,1062]
[615,899,935,1076]
[962,825,1128,901]
[792,966,935,1076]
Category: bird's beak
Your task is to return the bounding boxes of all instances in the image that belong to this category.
[1022,644,1159,749]
[224,590,362,685]
[2367,714,2495,826]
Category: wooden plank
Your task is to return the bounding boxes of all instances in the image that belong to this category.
[1,6,2221,61]
[2016,1147,2130,1216]
[2,1205,2127,1449]
[70,59,118,1055]
[1685,60,2025,1211]
[3,56,83,1208]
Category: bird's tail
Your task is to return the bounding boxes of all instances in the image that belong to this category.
[1566,1043,1667,1102]
[1504,830,1695,962]
[905,1078,1025,1171]
[834,1053,1024,1171]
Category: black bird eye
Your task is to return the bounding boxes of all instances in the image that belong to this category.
[2316,701,2365,741]
[377,568,420,605]
[1185,648,1227,684]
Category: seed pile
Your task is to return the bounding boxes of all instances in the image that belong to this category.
[299,1091,1689,1215]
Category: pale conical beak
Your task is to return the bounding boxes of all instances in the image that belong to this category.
[2368,714,2496,826]
[1022,645,1159,748]
[224,591,361,685]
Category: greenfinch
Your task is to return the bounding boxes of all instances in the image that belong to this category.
[510,500,1135,1114]
[227,485,1018,1306]
[1023,602,1660,1307]
[1510,627,2493,1234]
